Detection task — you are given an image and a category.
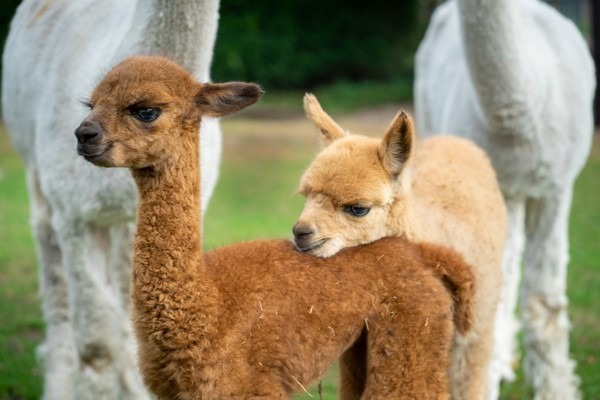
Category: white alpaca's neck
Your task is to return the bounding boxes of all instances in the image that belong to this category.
[118,0,219,81]
[458,0,536,138]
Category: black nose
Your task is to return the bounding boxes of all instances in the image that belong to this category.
[75,120,103,144]
[292,223,314,240]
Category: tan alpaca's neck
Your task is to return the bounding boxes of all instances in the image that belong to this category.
[458,0,535,137]
[131,129,218,352]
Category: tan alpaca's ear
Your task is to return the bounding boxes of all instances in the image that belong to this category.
[303,93,347,145]
[378,111,415,178]
[195,82,263,117]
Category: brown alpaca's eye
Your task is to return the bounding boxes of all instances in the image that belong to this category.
[80,99,93,110]
[343,204,370,217]
[130,107,161,122]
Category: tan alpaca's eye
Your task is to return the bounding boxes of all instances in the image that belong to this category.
[130,107,161,122]
[343,204,371,217]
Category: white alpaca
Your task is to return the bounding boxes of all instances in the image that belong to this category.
[414,0,595,399]
[1,1,220,398]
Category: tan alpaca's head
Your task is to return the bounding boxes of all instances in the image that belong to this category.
[75,55,262,170]
[293,94,415,257]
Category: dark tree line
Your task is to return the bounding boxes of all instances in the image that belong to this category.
[0,0,20,56]
[0,0,597,121]
[0,0,423,90]
[211,0,422,88]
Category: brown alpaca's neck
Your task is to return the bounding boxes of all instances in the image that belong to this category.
[131,130,218,352]
[134,147,202,272]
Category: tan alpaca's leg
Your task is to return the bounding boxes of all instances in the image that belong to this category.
[449,253,501,399]
[339,330,367,400]
[449,325,495,400]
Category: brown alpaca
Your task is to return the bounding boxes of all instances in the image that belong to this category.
[75,55,476,400]
[293,94,507,399]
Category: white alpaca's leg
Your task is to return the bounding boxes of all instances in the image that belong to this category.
[55,223,124,399]
[521,190,580,400]
[108,224,151,399]
[26,170,77,400]
[489,198,525,396]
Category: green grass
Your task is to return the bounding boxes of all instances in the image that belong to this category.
[565,139,600,399]
[0,128,43,399]
[0,115,598,399]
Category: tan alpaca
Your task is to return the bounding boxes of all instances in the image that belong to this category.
[293,94,507,399]
[75,55,478,399]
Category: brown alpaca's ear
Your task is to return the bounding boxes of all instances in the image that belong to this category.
[303,93,347,146]
[195,82,263,117]
[378,111,414,178]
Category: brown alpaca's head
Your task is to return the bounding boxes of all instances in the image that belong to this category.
[75,55,262,170]
[293,94,415,257]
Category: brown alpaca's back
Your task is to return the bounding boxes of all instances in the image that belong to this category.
[201,238,467,398]
[135,237,471,399]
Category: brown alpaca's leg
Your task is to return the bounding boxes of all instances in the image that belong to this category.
[360,303,452,399]
[339,330,367,400]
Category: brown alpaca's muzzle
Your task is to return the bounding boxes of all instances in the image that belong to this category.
[75,120,111,165]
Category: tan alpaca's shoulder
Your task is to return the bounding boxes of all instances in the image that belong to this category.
[414,135,498,189]
[409,135,505,233]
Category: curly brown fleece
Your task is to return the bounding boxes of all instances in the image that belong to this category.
[76,55,476,400]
